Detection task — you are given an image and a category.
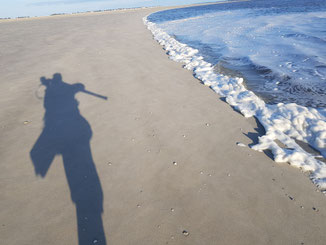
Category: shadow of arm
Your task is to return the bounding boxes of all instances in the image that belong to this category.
[81,90,108,100]
[74,83,108,100]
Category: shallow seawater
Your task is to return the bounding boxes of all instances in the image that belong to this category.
[148,0,326,108]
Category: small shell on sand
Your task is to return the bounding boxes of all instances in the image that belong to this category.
[182,230,189,236]
[236,142,246,147]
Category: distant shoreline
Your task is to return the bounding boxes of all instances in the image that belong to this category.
[0,6,156,23]
[0,0,248,23]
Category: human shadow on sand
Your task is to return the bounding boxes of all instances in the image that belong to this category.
[30,73,107,245]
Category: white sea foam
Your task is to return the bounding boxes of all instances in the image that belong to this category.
[143,15,326,191]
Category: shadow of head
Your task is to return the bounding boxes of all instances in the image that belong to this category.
[40,72,63,85]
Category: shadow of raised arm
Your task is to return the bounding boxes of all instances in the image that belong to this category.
[81,89,108,100]
[73,83,107,100]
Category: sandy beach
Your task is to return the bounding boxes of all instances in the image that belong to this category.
[1,6,326,245]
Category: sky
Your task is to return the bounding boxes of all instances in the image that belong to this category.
[0,0,219,18]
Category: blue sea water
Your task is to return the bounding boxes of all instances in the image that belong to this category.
[148,0,326,108]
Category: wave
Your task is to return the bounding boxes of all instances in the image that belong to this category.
[143,14,326,192]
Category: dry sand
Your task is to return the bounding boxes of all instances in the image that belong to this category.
[0,6,326,245]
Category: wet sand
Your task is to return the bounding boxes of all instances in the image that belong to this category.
[1,6,326,245]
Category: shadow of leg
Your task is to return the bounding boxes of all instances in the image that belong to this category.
[62,139,106,245]
[30,130,56,177]
[76,205,106,245]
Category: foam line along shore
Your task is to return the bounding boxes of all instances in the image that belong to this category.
[143,1,326,191]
